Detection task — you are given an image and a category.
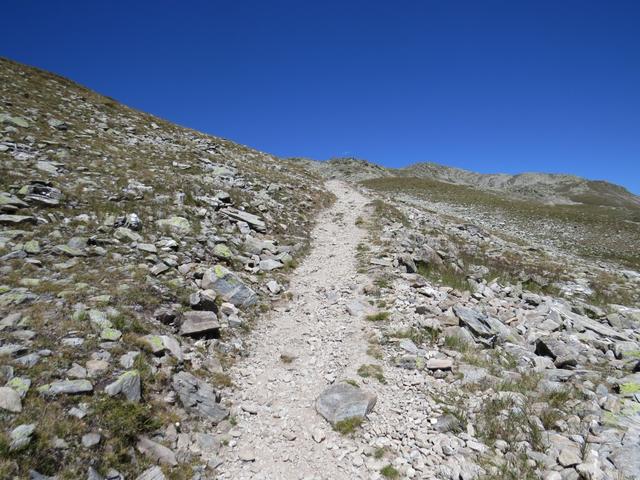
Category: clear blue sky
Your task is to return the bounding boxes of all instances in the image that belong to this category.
[3,1,639,193]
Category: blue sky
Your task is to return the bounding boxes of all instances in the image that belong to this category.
[3,1,640,193]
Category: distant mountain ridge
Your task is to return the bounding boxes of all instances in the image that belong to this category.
[310,157,640,209]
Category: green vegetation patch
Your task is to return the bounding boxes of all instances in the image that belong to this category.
[333,416,363,435]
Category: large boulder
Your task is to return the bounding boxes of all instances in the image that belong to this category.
[315,382,377,426]
[201,265,257,308]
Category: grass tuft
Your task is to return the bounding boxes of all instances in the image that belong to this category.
[333,417,363,435]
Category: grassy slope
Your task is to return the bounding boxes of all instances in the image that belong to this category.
[362,176,640,270]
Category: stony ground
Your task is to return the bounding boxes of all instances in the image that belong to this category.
[2,57,640,480]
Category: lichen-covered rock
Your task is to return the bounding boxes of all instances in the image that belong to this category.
[201,265,257,308]
[9,423,35,451]
[104,370,141,402]
[0,386,22,412]
[156,216,191,234]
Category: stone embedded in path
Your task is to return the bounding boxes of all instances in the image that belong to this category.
[346,300,366,317]
[315,381,377,426]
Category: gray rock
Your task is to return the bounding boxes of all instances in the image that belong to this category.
[6,376,31,397]
[266,280,282,294]
[189,289,217,311]
[220,207,266,232]
[82,432,101,448]
[346,300,366,317]
[315,382,377,425]
[453,305,511,340]
[565,310,631,342]
[0,192,29,211]
[10,423,35,450]
[0,114,29,127]
[259,258,283,271]
[179,310,220,338]
[38,379,94,396]
[0,386,22,412]
[114,227,143,243]
[141,334,183,361]
[397,253,417,273]
[136,436,177,466]
[135,466,166,480]
[426,358,453,370]
[156,216,191,234]
[536,337,578,369]
[399,339,419,354]
[21,183,62,206]
[242,236,275,255]
[201,265,258,308]
[0,214,37,225]
[557,446,581,467]
[172,371,228,423]
[137,243,157,253]
[104,370,141,402]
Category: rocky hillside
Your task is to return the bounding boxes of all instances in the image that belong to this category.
[347,191,640,480]
[0,57,331,478]
[2,57,640,480]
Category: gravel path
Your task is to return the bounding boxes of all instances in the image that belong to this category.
[218,181,377,479]
[218,181,445,479]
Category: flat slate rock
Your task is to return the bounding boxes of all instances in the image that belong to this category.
[179,311,220,338]
[315,382,377,425]
[201,265,257,308]
[38,379,93,396]
[453,305,511,339]
[220,207,266,232]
